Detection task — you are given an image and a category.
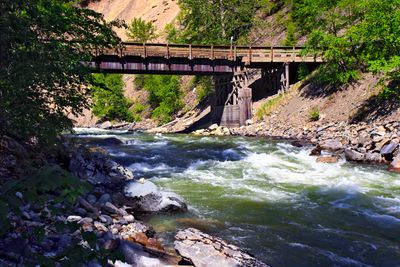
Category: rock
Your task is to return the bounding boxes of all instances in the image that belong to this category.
[345,149,365,162]
[125,181,158,198]
[100,121,112,129]
[365,152,384,163]
[310,145,322,156]
[135,191,188,213]
[209,124,219,131]
[94,221,108,232]
[66,215,82,223]
[245,119,253,126]
[78,198,98,214]
[380,142,399,156]
[174,228,269,267]
[320,139,343,151]
[78,217,93,225]
[104,239,120,251]
[316,156,339,163]
[389,156,400,172]
[102,202,128,216]
[98,193,112,204]
[99,215,113,225]
[87,194,97,205]
[123,215,135,223]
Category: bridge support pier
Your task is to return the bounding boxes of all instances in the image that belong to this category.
[211,70,253,127]
[261,63,290,94]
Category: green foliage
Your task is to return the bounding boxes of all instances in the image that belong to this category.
[0,166,89,235]
[194,76,214,101]
[142,75,183,124]
[256,93,286,120]
[130,102,146,122]
[297,0,400,88]
[174,0,261,44]
[308,107,320,121]
[0,0,121,143]
[283,21,297,46]
[298,63,310,80]
[90,74,134,122]
[127,18,157,43]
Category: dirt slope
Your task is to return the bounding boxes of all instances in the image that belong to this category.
[88,0,180,41]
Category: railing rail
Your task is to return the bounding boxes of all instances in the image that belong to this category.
[95,42,322,63]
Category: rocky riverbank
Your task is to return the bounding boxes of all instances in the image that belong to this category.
[0,135,266,266]
[192,120,400,172]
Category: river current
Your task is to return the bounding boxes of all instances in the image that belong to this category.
[74,128,400,267]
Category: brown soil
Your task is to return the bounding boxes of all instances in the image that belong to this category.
[258,72,400,128]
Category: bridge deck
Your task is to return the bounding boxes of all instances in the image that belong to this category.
[97,42,321,64]
[91,43,321,74]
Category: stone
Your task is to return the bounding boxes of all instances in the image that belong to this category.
[319,139,343,151]
[389,155,400,172]
[98,193,112,204]
[245,119,253,126]
[94,221,108,232]
[102,202,128,216]
[208,124,219,130]
[380,142,399,156]
[86,194,97,205]
[310,145,322,156]
[66,215,82,223]
[365,152,384,163]
[78,217,93,225]
[316,156,339,163]
[174,228,269,267]
[125,181,158,198]
[345,149,365,162]
[104,239,120,250]
[99,215,113,225]
[123,215,135,223]
[136,191,187,213]
[100,121,112,129]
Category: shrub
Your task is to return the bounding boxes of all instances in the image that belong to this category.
[90,74,133,122]
[127,18,157,43]
[309,107,320,121]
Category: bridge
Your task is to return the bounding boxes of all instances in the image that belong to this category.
[90,43,322,127]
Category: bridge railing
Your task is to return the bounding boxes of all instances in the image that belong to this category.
[94,43,322,63]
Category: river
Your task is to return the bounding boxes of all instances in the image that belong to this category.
[74,128,400,267]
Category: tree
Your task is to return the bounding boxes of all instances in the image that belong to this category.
[126,18,157,43]
[90,74,133,122]
[0,0,122,143]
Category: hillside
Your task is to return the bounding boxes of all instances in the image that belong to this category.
[87,0,180,41]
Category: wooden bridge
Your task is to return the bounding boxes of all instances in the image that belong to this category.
[90,43,322,127]
[90,42,321,75]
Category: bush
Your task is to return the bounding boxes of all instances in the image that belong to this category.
[90,74,133,122]
[309,107,320,121]
[127,18,157,43]
[142,75,183,124]
[194,76,214,102]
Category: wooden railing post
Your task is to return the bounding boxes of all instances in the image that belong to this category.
[166,43,170,59]
[189,44,192,60]
[211,45,214,60]
[234,46,237,61]
[143,43,146,58]
[270,47,274,62]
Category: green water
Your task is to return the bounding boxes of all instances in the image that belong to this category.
[75,129,400,267]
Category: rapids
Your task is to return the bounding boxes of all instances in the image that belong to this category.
[73,128,400,267]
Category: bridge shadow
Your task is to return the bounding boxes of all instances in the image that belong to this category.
[250,76,279,102]
[179,98,213,133]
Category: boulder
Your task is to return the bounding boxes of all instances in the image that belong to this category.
[309,145,322,156]
[319,139,343,151]
[345,149,365,162]
[125,181,187,213]
[174,228,269,267]
[380,142,399,156]
[100,121,113,129]
[316,156,339,163]
[365,152,384,163]
[389,155,400,173]
[209,124,219,131]
[69,147,134,184]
